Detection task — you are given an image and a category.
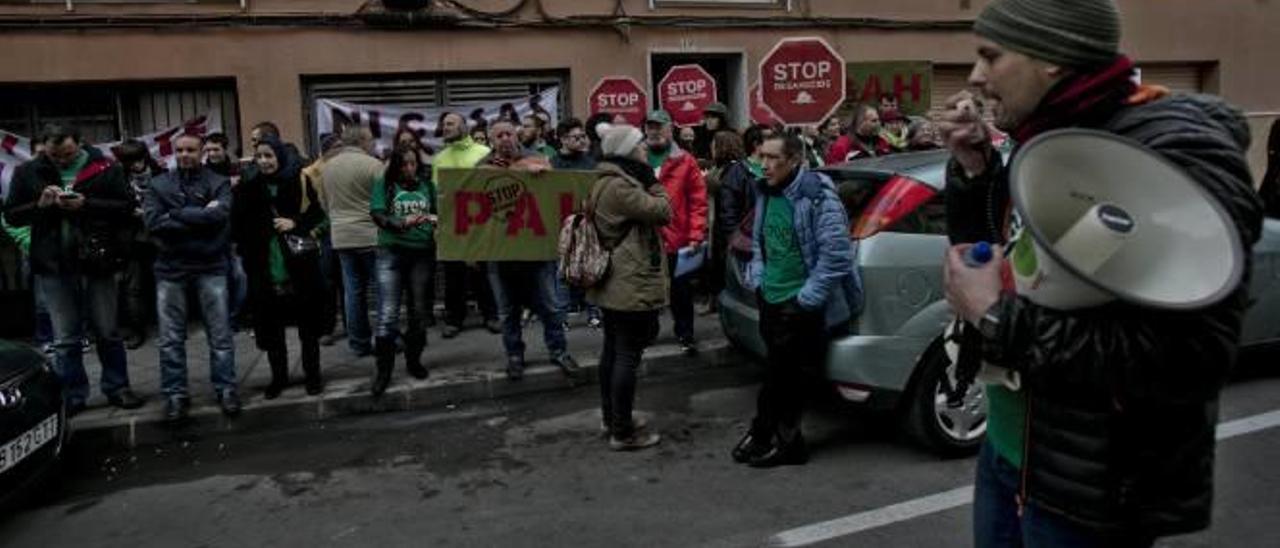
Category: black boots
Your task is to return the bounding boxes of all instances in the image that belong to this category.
[302,337,324,396]
[372,336,396,397]
[747,426,809,468]
[731,424,774,464]
[264,347,289,400]
[405,331,429,380]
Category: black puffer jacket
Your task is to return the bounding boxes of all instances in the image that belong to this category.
[714,160,758,247]
[950,94,1263,536]
[2,146,135,276]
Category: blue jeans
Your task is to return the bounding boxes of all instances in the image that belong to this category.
[973,441,1155,548]
[375,247,436,340]
[22,257,53,345]
[338,247,379,354]
[156,275,236,398]
[554,266,600,322]
[489,261,566,361]
[35,273,131,405]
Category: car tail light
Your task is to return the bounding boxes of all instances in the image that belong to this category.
[851,175,938,240]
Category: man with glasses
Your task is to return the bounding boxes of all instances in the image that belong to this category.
[551,118,597,171]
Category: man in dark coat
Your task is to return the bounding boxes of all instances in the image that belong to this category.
[2,124,143,413]
[143,133,238,422]
[939,0,1263,545]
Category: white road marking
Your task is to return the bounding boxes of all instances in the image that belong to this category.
[766,407,1280,547]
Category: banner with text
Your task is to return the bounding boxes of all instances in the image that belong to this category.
[315,87,560,158]
[840,61,933,118]
[436,168,599,261]
[1,108,221,199]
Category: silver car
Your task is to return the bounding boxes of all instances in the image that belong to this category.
[718,149,1280,456]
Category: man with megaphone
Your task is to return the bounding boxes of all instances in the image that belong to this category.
[937,0,1264,546]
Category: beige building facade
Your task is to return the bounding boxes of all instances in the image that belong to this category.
[1,0,1276,177]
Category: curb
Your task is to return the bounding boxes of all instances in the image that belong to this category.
[70,339,734,451]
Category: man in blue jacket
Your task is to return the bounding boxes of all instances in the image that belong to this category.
[734,133,861,468]
[144,133,238,422]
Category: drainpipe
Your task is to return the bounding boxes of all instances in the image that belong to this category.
[65,0,72,12]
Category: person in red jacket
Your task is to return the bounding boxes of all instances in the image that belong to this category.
[824,104,893,165]
[643,110,708,354]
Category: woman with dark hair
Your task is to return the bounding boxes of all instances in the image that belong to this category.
[232,136,328,398]
[584,112,615,160]
[393,126,432,172]
[112,139,167,350]
[368,145,437,395]
[704,131,750,311]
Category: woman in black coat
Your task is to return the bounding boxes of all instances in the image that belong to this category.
[232,136,327,398]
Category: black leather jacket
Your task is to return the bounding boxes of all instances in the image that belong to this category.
[947,94,1263,536]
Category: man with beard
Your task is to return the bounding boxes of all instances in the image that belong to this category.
[939,0,1262,544]
[433,111,501,338]
[520,113,557,159]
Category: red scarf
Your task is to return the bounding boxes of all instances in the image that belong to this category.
[1012,55,1137,144]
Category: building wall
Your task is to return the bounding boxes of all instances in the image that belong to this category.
[1,0,1276,177]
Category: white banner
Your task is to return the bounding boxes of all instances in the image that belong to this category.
[314,86,560,157]
[1,108,222,199]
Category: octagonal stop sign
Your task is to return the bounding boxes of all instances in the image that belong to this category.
[657,65,718,127]
[589,76,648,127]
[759,37,847,126]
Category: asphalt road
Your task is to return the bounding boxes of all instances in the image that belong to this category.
[3,352,1280,548]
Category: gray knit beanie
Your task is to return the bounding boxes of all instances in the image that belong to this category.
[598,123,644,158]
[974,0,1122,69]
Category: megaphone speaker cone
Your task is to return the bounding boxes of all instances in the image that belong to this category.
[1008,129,1245,311]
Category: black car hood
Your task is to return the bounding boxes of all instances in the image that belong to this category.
[0,340,46,383]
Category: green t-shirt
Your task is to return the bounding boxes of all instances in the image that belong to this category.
[60,150,90,188]
[761,194,807,304]
[265,182,291,286]
[370,176,436,249]
[647,148,670,171]
[986,385,1027,468]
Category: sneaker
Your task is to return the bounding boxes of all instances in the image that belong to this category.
[600,415,649,439]
[319,334,337,347]
[552,354,582,380]
[506,356,525,381]
[441,324,461,339]
[609,429,661,451]
[217,389,242,418]
[484,318,503,334]
[678,337,698,356]
[587,317,602,330]
[731,429,773,463]
[164,396,190,424]
[107,388,145,410]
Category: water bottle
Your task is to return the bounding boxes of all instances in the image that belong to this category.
[963,241,993,268]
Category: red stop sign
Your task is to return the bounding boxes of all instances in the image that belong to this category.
[759,37,847,126]
[657,65,718,128]
[589,76,648,127]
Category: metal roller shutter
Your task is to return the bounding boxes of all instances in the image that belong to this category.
[930,64,974,113]
[128,84,241,153]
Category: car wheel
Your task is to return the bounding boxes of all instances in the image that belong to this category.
[904,338,987,457]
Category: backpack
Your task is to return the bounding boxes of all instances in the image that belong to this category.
[557,179,613,289]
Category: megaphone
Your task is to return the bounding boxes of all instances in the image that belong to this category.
[1007,129,1245,310]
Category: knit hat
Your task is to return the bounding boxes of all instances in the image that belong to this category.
[974,0,1121,69]
[597,123,644,158]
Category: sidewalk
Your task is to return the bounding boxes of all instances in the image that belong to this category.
[69,309,730,449]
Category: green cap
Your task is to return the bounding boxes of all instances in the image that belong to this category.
[646,110,673,125]
[703,102,729,116]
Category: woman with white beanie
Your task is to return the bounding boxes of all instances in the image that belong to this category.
[587,124,672,451]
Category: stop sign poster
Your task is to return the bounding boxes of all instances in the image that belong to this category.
[589,77,648,126]
[759,37,847,126]
[658,65,718,127]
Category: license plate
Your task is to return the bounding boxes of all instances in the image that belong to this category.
[0,414,60,475]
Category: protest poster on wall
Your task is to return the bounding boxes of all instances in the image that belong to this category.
[314,87,560,158]
[435,168,598,262]
[0,108,221,199]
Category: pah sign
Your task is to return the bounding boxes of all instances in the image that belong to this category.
[759,37,847,126]
[657,65,718,128]
[589,77,648,127]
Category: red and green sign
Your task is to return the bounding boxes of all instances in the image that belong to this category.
[436,168,599,261]
[841,61,933,117]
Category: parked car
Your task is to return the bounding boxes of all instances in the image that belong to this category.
[0,339,67,508]
[718,149,1280,456]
